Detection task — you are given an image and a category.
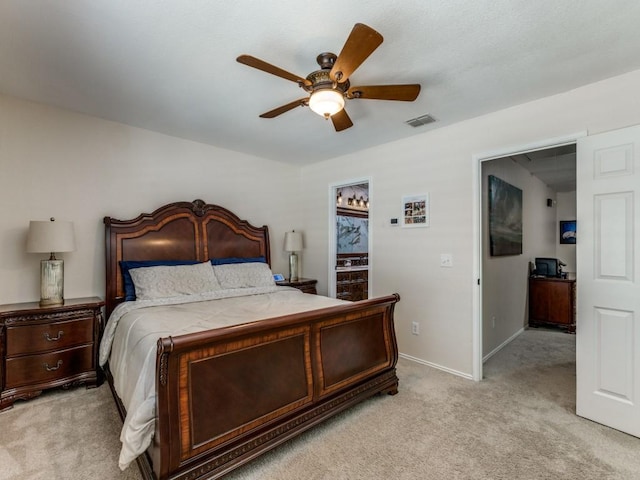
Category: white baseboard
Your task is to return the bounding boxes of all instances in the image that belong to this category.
[482,327,524,363]
[399,353,474,380]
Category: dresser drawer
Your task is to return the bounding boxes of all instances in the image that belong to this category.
[6,317,94,356]
[5,344,94,389]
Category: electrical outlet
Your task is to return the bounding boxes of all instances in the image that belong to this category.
[440,253,453,267]
[412,321,419,335]
[492,316,496,328]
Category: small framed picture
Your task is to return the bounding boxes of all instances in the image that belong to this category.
[273,273,285,281]
[559,220,576,244]
[402,193,429,228]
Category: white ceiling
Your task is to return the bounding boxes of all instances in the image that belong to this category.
[2,1,640,165]
[509,144,576,193]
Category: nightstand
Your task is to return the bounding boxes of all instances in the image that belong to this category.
[0,297,104,412]
[276,278,318,294]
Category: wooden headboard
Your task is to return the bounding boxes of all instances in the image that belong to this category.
[104,199,270,317]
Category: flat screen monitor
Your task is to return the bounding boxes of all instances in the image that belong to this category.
[535,257,559,277]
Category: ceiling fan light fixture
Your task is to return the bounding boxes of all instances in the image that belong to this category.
[308,89,345,118]
[238,24,420,131]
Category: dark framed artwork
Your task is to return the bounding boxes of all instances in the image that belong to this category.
[560,220,577,244]
[488,175,523,256]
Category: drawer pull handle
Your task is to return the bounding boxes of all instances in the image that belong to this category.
[43,360,63,371]
[44,331,64,342]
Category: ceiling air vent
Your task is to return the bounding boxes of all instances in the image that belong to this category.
[406,114,436,128]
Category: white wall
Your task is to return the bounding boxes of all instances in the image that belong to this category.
[481,157,556,356]
[0,94,301,305]
[300,68,640,377]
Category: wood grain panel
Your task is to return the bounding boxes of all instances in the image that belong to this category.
[188,334,310,448]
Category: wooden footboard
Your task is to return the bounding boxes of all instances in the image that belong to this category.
[146,294,399,480]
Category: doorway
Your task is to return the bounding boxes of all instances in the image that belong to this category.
[482,144,577,360]
[328,180,371,300]
[472,132,585,381]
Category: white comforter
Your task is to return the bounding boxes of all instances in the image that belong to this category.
[99,286,346,470]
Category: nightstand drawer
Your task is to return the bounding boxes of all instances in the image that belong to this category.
[276,278,318,294]
[297,284,317,294]
[6,317,94,356]
[5,344,94,389]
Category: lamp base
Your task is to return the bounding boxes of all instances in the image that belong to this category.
[288,252,299,282]
[40,259,64,306]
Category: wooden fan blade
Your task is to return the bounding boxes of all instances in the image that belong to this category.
[259,98,308,118]
[237,55,311,86]
[347,84,421,101]
[330,23,383,83]
[331,109,353,132]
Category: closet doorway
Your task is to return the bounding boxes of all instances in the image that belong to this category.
[328,180,371,300]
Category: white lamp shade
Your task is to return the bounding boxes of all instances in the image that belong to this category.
[284,231,303,252]
[27,220,76,253]
[308,89,345,118]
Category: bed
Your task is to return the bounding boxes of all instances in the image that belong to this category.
[102,199,400,480]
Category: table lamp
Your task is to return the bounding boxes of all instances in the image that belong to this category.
[26,218,76,306]
[283,230,303,281]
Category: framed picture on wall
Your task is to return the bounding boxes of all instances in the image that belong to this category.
[488,175,522,256]
[402,193,429,227]
[560,220,577,244]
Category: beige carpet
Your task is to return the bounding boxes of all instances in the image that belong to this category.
[1,329,639,479]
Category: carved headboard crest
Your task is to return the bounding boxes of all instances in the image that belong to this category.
[191,199,207,216]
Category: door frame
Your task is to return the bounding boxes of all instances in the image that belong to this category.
[471,132,586,381]
[328,177,372,298]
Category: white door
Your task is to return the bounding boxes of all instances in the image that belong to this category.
[576,124,640,437]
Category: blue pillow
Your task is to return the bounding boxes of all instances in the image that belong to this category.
[120,260,199,301]
[210,256,266,265]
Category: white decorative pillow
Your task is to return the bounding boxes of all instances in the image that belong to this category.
[213,262,275,289]
[129,262,221,300]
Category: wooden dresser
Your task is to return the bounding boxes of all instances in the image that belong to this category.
[528,277,576,333]
[0,297,104,411]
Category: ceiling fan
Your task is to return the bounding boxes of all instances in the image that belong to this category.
[236,23,421,132]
